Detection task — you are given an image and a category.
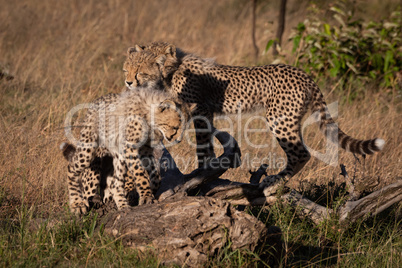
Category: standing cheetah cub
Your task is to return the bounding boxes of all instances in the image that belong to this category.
[66,88,194,215]
[125,42,385,195]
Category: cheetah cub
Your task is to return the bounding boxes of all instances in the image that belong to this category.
[65,88,194,215]
[125,42,385,196]
[62,49,174,212]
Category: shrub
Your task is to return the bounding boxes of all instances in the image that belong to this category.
[270,3,401,89]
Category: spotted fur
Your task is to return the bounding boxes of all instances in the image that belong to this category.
[123,49,171,90]
[65,88,193,215]
[124,42,385,192]
[60,142,115,209]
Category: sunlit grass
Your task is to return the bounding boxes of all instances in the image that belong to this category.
[0,0,400,266]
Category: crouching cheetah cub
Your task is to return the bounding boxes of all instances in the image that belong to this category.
[65,88,194,215]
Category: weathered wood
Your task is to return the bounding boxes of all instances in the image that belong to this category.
[201,173,401,226]
[340,164,360,201]
[100,196,272,266]
[249,164,268,185]
[280,190,333,225]
[204,180,333,225]
[95,130,282,266]
[202,175,401,226]
[95,130,401,266]
[338,179,402,224]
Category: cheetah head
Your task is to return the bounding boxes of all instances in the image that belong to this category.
[123,49,166,90]
[124,43,179,90]
[153,99,196,145]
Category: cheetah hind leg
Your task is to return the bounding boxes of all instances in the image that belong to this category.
[67,168,89,215]
[261,124,311,197]
[81,158,103,210]
[67,145,98,215]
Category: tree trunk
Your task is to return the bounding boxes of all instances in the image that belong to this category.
[272,0,287,56]
[251,0,259,61]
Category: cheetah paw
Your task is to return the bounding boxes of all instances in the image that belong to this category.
[70,202,88,215]
[259,176,285,197]
[138,196,157,205]
[88,194,103,209]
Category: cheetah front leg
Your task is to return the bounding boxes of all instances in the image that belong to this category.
[193,108,216,168]
[139,145,161,196]
[109,156,130,210]
[124,146,156,205]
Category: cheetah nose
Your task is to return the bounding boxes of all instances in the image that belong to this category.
[126,81,133,86]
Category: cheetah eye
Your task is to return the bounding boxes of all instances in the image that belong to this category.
[123,69,128,73]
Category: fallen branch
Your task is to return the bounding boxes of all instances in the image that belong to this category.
[97,130,281,266]
[249,164,268,184]
[340,164,360,201]
[338,179,402,224]
[94,130,401,266]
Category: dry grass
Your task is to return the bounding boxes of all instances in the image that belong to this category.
[0,0,400,266]
[0,0,400,224]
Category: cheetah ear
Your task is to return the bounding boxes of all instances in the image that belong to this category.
[127,45,144,54]
[158,99,176,113]
[164,44,176,58]
[127,47,136,54]
[135,44,145,51]
[188,103,198,113]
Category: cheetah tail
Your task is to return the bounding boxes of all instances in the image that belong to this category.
[311,88,385,156]
[60,142,76,162]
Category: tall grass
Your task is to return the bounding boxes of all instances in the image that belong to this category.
[0,0,400,266]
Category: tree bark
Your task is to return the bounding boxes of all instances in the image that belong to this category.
[251,0,259,61]
[97,130,282,266]
[95,130,401,266]
[338,180,402,224]
[100,196,280,266]
[272,0,287,56]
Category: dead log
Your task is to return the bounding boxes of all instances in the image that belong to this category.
[203,178,333,225]
[338,179,402,224]
[96,129,282,266]
[95,129,400,265]
[201,169,401,226]
[154,146,401,227]
[100,196,273,267]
